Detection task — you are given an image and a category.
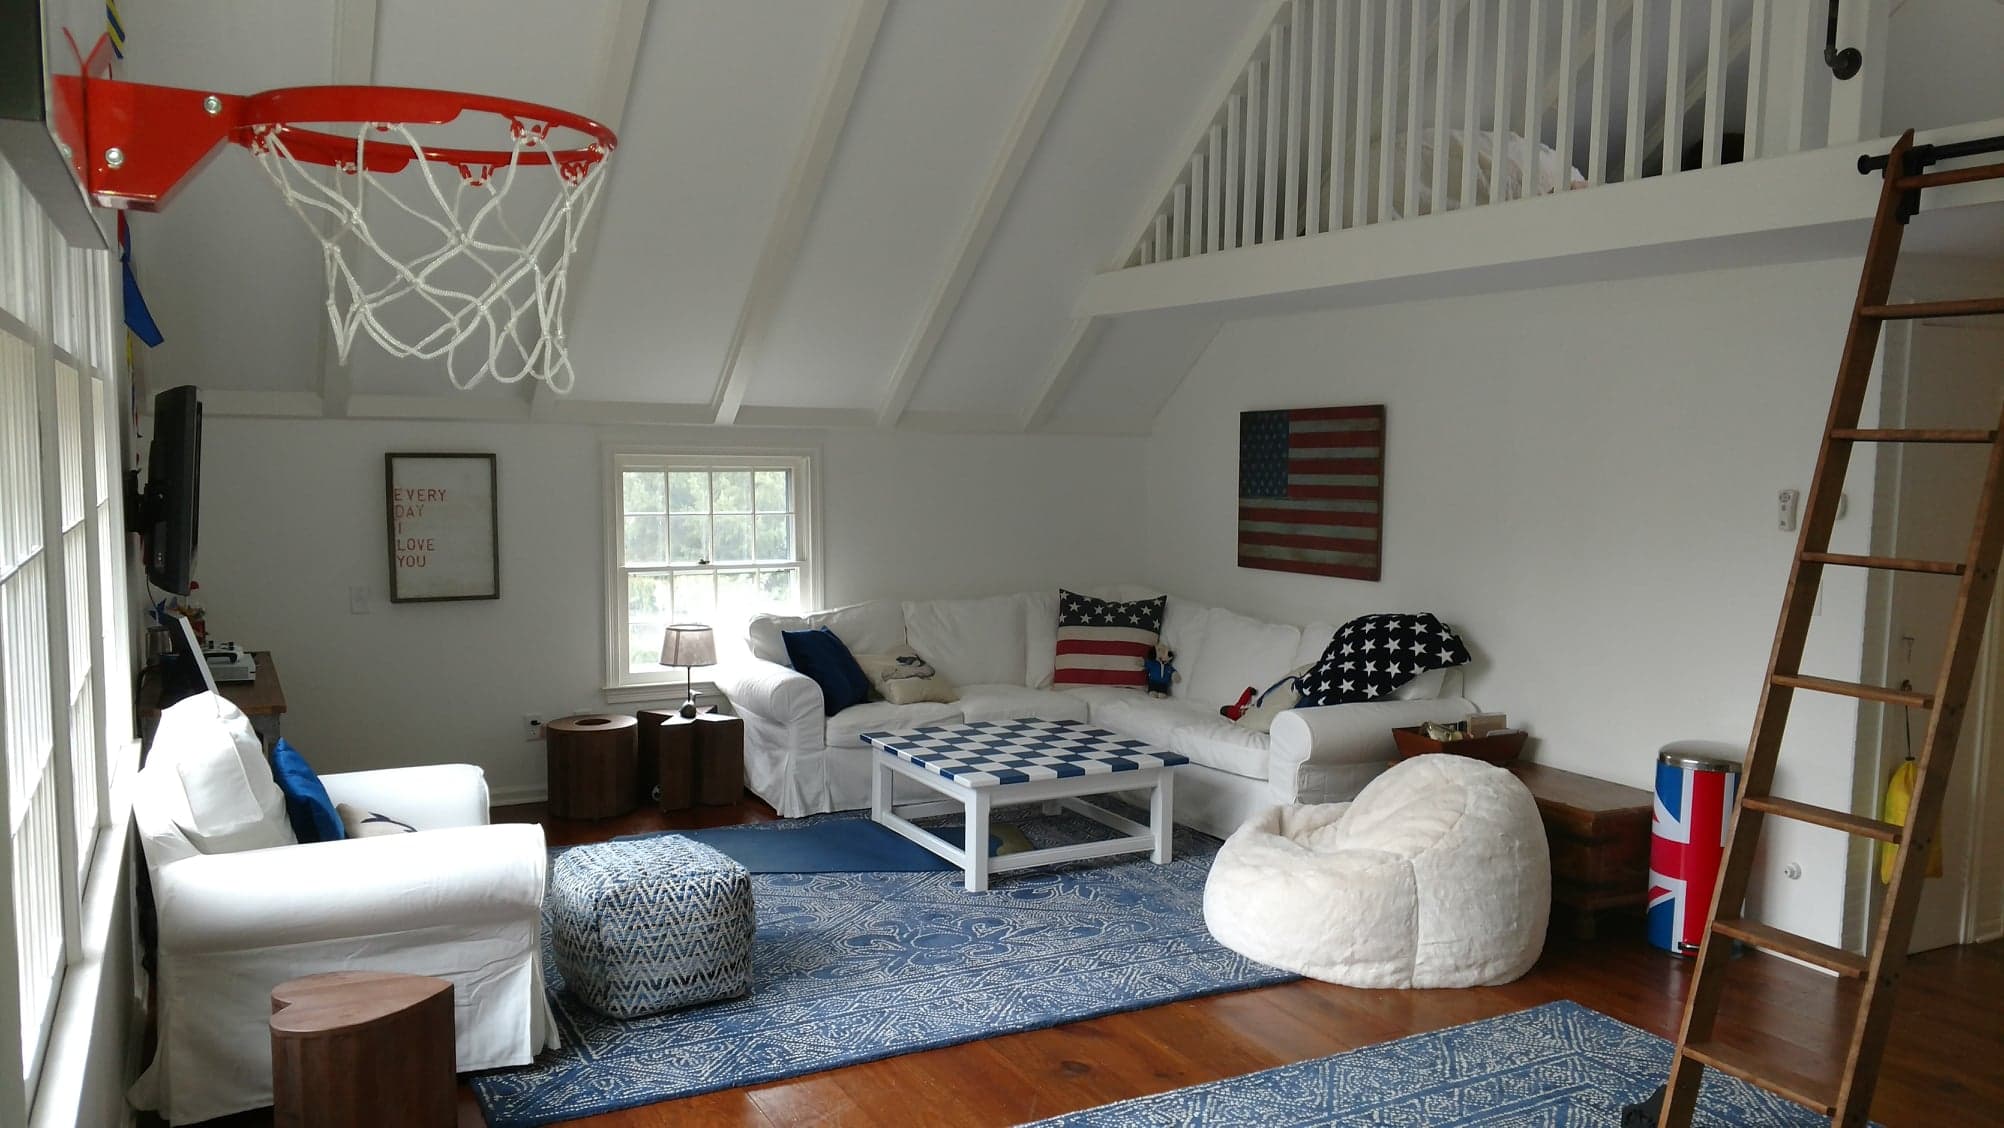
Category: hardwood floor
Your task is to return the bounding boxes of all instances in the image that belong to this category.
[189,798,2004,1127]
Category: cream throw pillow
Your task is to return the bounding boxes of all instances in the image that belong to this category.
[854,651,959,704]
[1233,664,1314,733]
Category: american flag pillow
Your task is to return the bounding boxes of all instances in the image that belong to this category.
[1053,590,1167,690]
[1294,612,1471,707]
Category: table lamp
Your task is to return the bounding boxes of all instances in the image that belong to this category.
[660,624,717,718]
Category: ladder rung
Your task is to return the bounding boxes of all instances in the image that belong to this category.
[1711,917,1870,978]
[1771,673,1933,708]
[1800,551,1965,576]
[1894,161,2004,190]
[1743,795,1903,843]
[1861,297,2004,320]
[1683,1039,1839,1115]
[1831,427,1998,444]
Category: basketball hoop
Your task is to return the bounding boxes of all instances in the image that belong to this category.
[69,80,617,393]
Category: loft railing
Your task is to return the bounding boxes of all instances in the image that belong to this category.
[1128,0,1851,267]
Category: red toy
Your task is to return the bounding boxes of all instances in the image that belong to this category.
[1220,687,1257,721]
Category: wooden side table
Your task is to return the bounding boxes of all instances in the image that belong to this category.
[639,708,694,811]
[646,712,745,810]
[1508,762,1653,940]
[546,713,639,820]
[270,971,455,1128]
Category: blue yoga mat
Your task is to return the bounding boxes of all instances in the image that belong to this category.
[617,818,999,873]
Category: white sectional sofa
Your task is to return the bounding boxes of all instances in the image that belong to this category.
[715,586,1475,840]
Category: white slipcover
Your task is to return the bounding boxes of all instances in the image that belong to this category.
[1203,755,1550,988]
[129,693,557,1124]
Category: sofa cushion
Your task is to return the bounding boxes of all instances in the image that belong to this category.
[825,700,965,748]
[954,685,1091,725]
[1025,591,1059,690]
[271,739,344,844]
[903,594,1029,687]
[152,692,298,855]
[1184,608,1303,713]
[1086,694,1216,751]
[1053,590,1165,690]
[1159,598,1210,696]
[749,599,908,665]
[1169,719,1272,781]
[782,627,873,716]
[1293,623,1337,668]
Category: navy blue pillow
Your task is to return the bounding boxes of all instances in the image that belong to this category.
[271,739,345,844]
[782,627,872,716]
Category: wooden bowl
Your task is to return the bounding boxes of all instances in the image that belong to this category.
[1391,725,1528,765]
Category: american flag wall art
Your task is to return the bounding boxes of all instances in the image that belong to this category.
[1238,404,1385,581]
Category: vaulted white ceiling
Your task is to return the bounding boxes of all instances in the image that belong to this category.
[118,0,1269,431]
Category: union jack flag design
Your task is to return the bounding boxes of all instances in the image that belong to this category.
[1647,759,1738,955]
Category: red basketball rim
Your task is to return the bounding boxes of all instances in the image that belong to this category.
[235,85,617,180]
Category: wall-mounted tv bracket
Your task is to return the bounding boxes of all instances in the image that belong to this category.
[1824,0,1862,80]
[1860,131,2004,224]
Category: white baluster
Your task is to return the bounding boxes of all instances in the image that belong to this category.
[1744,0,1767,160]
[1402,1,1423,218]
[1352,0,1374,226]
[1307,0,1329,236]
[1625,0,1647,180]
[1702,0,1726,167]
[1663,0,1684,173]
[1461,0,1483,209]
[1556,0,1577,187]
[1588,0,1611,185]
[1173,183,1189,260]
[1491,0,1512,205]
[1208,125,1225,253]
[1522,0,1544,200]
[1245,60,1263,242]
[1432,0,1454,211]
[1188,157,1205,256]
[1264,27,1284,242]
[1377,0,1398,222]
[1225,93,1243,248]
[1286,1,1307,238]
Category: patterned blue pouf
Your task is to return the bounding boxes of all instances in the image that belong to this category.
[549,836,755,1019]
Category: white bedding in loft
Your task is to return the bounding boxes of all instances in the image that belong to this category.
[1324,127,1587,223]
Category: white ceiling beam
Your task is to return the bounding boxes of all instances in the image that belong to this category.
[709,0,890,426]
[531,0,655,418]
[1023,0,1282,432]
[316,0,378,419]
[1020,318,1104,432]
[874,0,1107,428]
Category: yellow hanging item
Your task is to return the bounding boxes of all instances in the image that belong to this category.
[1878,759,1944,884]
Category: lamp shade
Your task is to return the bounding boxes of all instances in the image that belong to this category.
[660,624,717,668]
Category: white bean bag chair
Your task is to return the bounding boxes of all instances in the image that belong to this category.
[1203,754,1550,988]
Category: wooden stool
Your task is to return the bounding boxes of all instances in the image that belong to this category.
[270,971,455,1128]
[638,708,692,811]
[546,713,639,820]
[647,712,745,810]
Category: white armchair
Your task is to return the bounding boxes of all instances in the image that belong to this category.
[127,694,557,1125]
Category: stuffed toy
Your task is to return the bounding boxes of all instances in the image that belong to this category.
[1220,687,1257,721]
[1144,645,1177,698]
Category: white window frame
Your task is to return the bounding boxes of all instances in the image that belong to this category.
[0,150,134,1126]
[602,446,820,699]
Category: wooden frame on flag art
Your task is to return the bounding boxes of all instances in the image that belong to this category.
[1237,404,1384,581]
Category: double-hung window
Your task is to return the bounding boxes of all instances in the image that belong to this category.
[607,450,814,689]
[0,151,133,1117]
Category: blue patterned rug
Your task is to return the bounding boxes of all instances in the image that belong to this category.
[1022,1000,1858,1127]
[469,809,1292,1127]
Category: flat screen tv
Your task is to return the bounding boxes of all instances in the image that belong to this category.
[142,385,201,595]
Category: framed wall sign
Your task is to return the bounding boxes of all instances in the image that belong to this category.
[386,452,499,602]
[1237,404,1384,581]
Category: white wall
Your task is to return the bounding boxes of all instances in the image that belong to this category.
[1141,257,1880,942]
[195,417,1144,802]
[1883,0,2004,133]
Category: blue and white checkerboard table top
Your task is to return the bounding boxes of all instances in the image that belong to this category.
[860,719,1188,788]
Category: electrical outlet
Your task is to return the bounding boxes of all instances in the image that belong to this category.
[523,714,546,742]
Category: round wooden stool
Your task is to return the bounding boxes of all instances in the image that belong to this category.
[269,971,455,1128]
[546,713,640,819]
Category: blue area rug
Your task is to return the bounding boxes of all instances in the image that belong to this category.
[470,808,1290,1127]
[615,815,999,873]
[1022,1000,1858,1127]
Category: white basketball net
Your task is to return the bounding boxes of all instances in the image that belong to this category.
[247,117,609,394]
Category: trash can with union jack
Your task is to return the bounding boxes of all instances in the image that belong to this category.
[1647,742,1741,956]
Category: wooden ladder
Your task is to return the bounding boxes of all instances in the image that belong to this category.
[1652,128,2004,1128]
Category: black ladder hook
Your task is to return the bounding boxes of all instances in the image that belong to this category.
[1825,0,1863,80]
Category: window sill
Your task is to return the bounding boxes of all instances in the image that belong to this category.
[602,681,727,707]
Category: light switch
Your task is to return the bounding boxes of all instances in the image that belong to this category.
[349,586,370,614]
[1778,489,1800,532]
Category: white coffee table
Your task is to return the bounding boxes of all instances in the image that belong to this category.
[860,718,1187,892]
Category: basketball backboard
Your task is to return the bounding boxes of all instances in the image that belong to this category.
[0,0,120,248]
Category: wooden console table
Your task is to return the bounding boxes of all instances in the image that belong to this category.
[1508,762,1653,941]
[138,649,287,755]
